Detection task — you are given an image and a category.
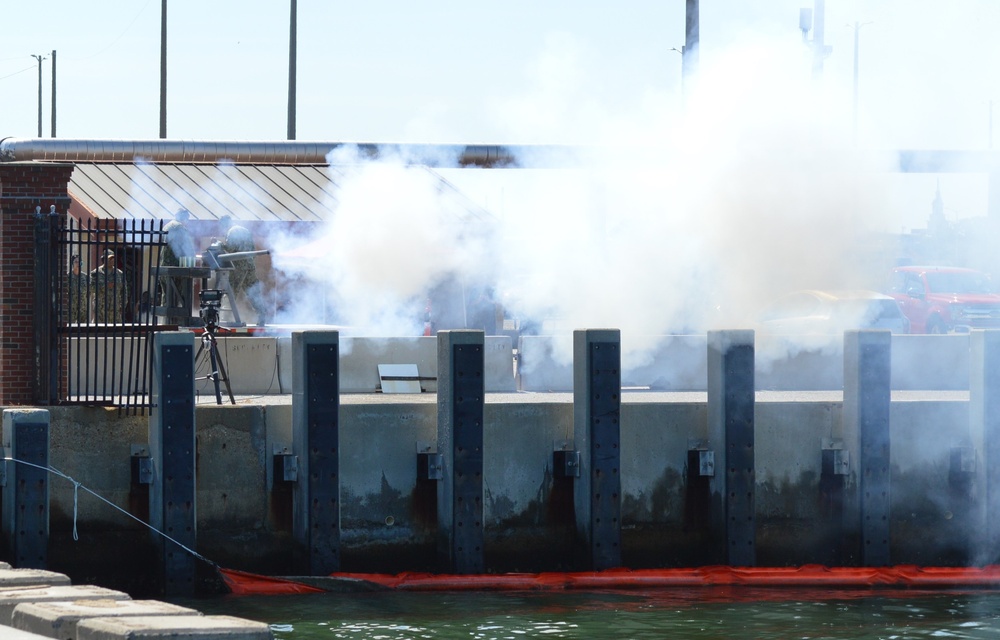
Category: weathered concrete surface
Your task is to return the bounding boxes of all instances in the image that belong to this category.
[280,335,516,393]
[12,599,199,639]
[75,614,272,640]
[69,334,517,396]
[0,585,130,625]
[0,387,981,591]
[0,570,71,589]
[519,334,972,392]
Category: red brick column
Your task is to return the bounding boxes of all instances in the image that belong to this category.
[0,162,74,406]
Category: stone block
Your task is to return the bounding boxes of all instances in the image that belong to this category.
[0,570,70,589]
[12,599,198,639]
[76,614,273,639]
[0,585,130,624]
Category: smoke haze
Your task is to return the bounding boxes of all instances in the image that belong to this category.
[270,26,908,365]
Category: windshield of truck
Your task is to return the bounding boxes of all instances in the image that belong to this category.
[925,271,994,294]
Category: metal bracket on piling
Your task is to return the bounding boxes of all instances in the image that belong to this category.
[416,441,443,481]
[822,438,850,476]
[950,446,976,475]
[273,445,299,483]
[688,439,715,477]
[553,440,581,478]
[130,444,152,485]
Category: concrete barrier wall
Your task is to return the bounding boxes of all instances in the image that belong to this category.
[21,389,977,584]
[69,334,517,397]
[518,334,972,392]
[68,332,969,397]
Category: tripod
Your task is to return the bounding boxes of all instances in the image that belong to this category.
[196,321,236,405]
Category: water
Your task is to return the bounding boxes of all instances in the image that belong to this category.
[176,588,1000,639]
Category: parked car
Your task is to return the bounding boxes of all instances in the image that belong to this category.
[886,265,1000,333]
[757,289,910,335]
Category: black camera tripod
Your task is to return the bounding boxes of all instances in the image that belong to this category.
[196,308,236,405]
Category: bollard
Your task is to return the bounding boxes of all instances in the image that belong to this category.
[1,409,50,569]
[437,330,485,574]
[707,330,756,567]
[150,332,197,596]
[970,330,1000,556]
[844,330,891,567]
[573,329,621,571]
[292,331,341,575]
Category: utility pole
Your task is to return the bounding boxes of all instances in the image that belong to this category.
[682,0,699,80]
[159,0,167,138]
[811,0,827,79]
[850,22,872,146]
[50,50,56,138]
[31,54,46,137]
[287,0,297,140]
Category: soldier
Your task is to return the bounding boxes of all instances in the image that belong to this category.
[90,249,129,323]
[67,255,90,324]
[158,209,197,319]
[219,215,267,326]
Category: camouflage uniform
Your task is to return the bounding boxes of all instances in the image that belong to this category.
[90,265,129,323]
[223,222,267,324]
[158,216,196,309]
[67,269,90,323]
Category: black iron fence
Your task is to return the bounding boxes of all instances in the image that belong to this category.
[49,217,167,414]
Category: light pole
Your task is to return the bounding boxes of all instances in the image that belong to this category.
[287,0,297,140]
[159,0,167,138]
[30,53,46,137]
[50,50,56,138]
[849,21,873,146]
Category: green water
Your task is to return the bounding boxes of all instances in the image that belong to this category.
[177,588,1000,639]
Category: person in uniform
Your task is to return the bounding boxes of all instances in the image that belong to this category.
[67,255,90,324]
[158,209,197,320]
[90,249,129,323]
[219,215,267,326]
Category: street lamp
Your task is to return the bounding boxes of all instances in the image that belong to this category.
[30,53,46,137]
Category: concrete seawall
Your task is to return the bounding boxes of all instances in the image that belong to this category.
[3,330,992,595]
[21,389,972,591]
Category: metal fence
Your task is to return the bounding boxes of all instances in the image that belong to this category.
[52,217,167,415]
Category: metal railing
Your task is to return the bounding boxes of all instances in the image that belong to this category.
[52,218,166,415]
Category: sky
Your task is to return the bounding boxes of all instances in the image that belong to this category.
[3,1,1000,347]
[1,1,997,228]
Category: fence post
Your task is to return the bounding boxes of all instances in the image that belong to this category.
[573,329,622,570]
[292,330,341,575]
[33,206,60,405]
[1,409,50,569]
[150,331,197,596]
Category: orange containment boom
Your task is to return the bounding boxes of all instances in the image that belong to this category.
[219,565,1000,596]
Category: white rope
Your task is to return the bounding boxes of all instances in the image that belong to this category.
[71,478,79,541]
[2,456,216,567]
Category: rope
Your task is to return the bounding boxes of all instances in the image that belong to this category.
[2,456,218,569]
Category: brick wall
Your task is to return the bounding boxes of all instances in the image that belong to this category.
[0,162,74,405]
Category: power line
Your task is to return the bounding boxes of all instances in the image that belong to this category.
[0,64,35,82]
[71,0,154,61]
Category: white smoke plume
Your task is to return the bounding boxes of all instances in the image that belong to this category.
[269,146,495,336]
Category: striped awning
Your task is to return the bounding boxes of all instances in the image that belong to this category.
[68,162,340,222]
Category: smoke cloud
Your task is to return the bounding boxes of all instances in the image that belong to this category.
[268,4,994,370]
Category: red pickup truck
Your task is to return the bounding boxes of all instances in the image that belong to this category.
[887,265,1000,333]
